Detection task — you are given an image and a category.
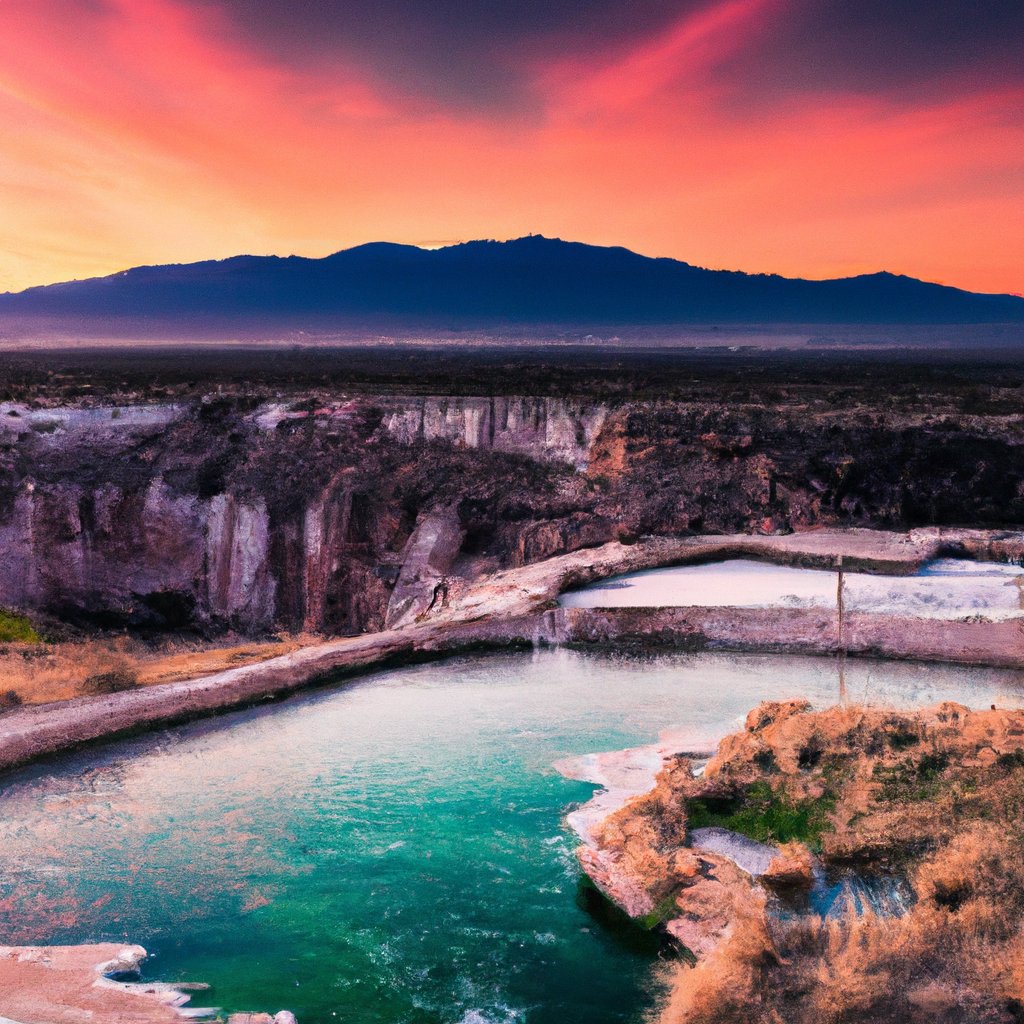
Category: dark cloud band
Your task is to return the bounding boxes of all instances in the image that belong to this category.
[189,0,1024,107]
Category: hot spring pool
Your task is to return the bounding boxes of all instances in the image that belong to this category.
[2,648,1023,1023]
[558,557,1024,619]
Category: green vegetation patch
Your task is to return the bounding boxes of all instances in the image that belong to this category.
[0,608,40,643]
[998,750,1024,771]
[687,780,835,849]
[885,726,921,751]
[873,751,950,803]
[636,890,684,931]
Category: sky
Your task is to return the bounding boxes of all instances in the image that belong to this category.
[0,0,1021,295]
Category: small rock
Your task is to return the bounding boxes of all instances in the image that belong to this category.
[689,827,778,878]
[761,842,817,888]
[745,700,811,733]
[275,1013,298,1024]
[669,848,702,881]
[95,945,148,976]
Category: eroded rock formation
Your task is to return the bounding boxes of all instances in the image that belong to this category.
[5,375,1024,637]
[384,508,465,628]
[571,700,1024,1024]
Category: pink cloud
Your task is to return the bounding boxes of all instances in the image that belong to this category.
[0,0,1021,297]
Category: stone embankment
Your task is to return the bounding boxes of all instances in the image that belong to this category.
[0,617,546,774]
[562,606,1024,666]
[3,527,1024,775]
[433,525,1024,623]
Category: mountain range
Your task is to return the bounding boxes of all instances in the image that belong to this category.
[2,235,1022,330]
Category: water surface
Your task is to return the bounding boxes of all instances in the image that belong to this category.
[559,558,1024,620]
[1,649,1022,1024]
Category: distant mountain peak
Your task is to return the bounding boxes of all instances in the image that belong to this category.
[2,237,1022,328]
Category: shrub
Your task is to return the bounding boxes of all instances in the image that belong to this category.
[84,666,139,694]
[0,609,40,644]
[0,689,22,710]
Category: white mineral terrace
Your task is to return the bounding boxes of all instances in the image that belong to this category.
[559,558,1024,621]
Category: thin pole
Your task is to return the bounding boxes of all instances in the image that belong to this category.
[837,555,847,702]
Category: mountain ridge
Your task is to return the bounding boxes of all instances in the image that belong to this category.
[2,235,1022,326]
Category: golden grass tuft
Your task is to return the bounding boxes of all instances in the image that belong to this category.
[0,633,324,707]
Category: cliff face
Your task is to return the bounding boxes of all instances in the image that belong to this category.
[381,396,608,469]
[4,384,1024,636]
[0,395,606,634]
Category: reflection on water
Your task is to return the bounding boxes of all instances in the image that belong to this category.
[559,558,1024,620]
[1,649,1022,1023]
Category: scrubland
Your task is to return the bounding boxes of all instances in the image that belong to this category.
[0,626,319,707]
[587,700,1024,1024]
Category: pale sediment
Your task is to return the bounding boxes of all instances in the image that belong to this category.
[0,944,208,1024]
[435,526,1024,624]
[687,828,778,878]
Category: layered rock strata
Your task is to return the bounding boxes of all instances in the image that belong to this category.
[6,382,1024,638]
[379,396,608,469]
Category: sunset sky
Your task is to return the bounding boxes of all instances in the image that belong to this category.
[1,0,1021,295]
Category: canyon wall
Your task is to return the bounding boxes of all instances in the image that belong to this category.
[380,396,608,469]
[0,397,609,635]
[4,386,1024,637]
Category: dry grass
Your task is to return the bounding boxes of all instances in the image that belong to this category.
[591,700,1024,1024]
[663,827,1024,1024]
[0,633,323,706]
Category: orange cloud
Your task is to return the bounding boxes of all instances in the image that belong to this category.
[0,0,1021,297]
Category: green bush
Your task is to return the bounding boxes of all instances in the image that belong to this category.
[0,608,40,643]
[873,751,951,803]
[687,780,835,848]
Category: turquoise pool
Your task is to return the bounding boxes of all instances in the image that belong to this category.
[1,648,1022,1023]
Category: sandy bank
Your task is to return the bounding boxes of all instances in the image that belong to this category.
[0,944,202,1024]
[0,945,297,1024]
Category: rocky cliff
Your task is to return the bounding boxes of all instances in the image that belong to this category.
[5,374,1024,637]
